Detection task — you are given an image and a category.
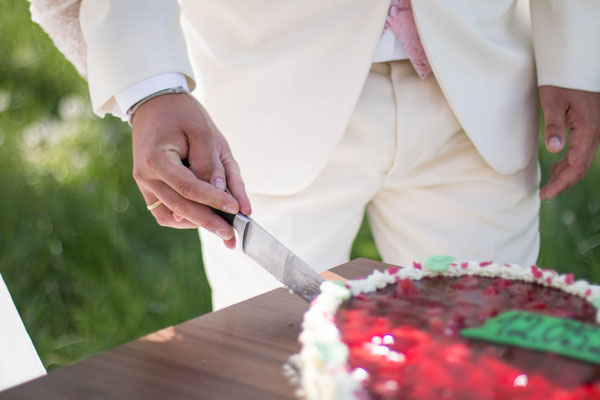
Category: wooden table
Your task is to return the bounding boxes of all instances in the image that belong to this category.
[1,258,386,399]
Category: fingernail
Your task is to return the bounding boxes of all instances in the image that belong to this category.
[224,205,237,214]
[173,213,183,222]
[548,136,561,150]
[215,178,225,191]
[217,229,232,240]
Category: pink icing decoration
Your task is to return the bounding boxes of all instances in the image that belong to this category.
[461,263,469,269]
[531,266,543,279]
[413,262,422,270]
[353,389,371,400]
[546,277,552,284]
[480,261,493,267]
[565,274,575,285]
[384,0,432,79]
[387,266,400,275]
[586,288,592,296]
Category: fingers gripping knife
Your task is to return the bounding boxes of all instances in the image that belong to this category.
[213,210,324,302]
[180,158,324,302]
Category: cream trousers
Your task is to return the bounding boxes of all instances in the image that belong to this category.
[200,61,540,310]
[0,274,45,391]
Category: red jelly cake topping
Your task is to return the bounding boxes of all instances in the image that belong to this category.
[335,275,600,400]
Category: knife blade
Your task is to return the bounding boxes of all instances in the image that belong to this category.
[179,158,324,301]
[214,210,324,302]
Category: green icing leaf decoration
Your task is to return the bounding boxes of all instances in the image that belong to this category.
[315,341,349,364]
[322,280,351,300]
[331,280,347,289]
[593,297,600,309]
[424,255,456,272]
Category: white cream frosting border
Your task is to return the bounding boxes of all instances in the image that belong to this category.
[296,261,600,400]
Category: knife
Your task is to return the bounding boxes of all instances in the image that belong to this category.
[214,210,324,302]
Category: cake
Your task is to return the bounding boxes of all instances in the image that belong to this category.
[293,257,600,399]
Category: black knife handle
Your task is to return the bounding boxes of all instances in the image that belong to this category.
[213,208,236,226]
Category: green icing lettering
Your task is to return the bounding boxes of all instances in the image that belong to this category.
[424,255,456,272]
[461,310,600,365]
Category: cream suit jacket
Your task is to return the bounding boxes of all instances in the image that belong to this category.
[73,0,599,195]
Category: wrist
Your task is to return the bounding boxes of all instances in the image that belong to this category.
[127,86,189,125]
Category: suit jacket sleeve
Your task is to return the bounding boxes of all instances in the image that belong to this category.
[79,0,196,119]
[530,0,600,92]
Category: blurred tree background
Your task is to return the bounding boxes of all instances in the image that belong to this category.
[1,0,599,373]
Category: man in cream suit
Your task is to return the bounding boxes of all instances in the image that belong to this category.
[74,0,600,311]
[7,0,598,390]
[32,0,600,308]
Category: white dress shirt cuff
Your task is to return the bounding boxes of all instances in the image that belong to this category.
[115,72,190,116]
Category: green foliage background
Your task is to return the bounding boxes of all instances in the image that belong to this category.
[0,1,210,370]
[1,0,599,371]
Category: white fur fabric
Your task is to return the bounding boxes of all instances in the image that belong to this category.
[28,0,87,78]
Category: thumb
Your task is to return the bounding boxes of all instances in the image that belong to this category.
[544,115,567,154]
[541,95,568,154]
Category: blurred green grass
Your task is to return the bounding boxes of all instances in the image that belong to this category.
[0,1,210,370]
[1,0,599,372]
